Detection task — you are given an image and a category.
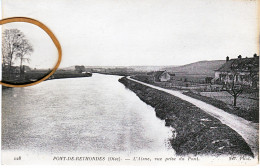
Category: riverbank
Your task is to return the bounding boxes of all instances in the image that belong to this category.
[2,71,92,89]
[48,71,92,80]
[26,70,92,81]
[119,77,253,156]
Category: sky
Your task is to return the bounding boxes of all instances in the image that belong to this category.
[1,0,259,68]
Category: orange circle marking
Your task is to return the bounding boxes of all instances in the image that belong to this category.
[0,17,62,87]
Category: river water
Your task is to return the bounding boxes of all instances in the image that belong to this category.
[2,74,174,156]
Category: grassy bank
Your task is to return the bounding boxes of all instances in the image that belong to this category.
[119,77,253,156]
[183,91,259,123]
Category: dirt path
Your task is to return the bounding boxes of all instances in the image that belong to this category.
[127,77,259,157]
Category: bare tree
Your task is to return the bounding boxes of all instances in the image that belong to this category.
[223,74,244,107]
[2,29,34,79]
[15,39,33,77]
[2,29,25,76]
[222,59,247,107]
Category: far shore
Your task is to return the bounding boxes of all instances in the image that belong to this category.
[2,70,92,89]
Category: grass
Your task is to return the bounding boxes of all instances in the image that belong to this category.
[183,91,259,123]
[119,77,253,156]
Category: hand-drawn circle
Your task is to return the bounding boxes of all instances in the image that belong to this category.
[0,17,62,87]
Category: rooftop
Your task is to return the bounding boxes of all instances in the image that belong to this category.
[216,55,259,72]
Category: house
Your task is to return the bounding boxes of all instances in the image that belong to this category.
[214,54,259,88]
[154,70,171,82]
[75,65,86,73]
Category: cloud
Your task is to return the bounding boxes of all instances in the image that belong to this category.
[2,0,258,68]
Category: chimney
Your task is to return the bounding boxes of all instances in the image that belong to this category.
[238,55,242,59]
[226,56,229,62]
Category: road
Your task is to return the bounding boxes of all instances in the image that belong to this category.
[127,77,259,157]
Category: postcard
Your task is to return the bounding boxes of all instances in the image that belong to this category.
[1,0,259,166]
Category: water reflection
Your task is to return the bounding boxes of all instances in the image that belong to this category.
[2,74,174,155]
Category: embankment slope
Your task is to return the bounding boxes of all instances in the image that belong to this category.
[119,77,253,156]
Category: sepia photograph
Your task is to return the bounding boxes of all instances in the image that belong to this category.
[1,0,259,166]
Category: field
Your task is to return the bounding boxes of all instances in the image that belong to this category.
[200,92,258,111]
[131,74,213,91]
[183,91,259,123]
[132,71,259,123]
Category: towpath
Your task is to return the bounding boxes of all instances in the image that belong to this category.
[127,77,259,157]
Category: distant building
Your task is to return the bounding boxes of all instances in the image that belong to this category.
[205,77,213,84]
[75,65,86,73]
[214,54,259,88]
[23,65,31,72]
[11,66,20,74]
[154,70,171,82]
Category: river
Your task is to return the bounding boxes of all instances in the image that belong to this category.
[2,73,174,156]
